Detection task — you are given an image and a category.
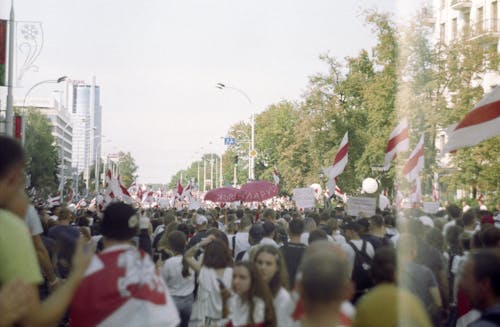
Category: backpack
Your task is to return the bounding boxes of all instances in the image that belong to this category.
[347,240,374,300]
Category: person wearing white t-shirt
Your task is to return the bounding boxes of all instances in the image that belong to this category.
[254,245,293,327]
[161,231,195,327]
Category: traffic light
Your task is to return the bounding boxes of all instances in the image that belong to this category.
[234,155,238,166]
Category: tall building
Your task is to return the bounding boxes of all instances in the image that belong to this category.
[66,77,102,186]
[13,94,73,183]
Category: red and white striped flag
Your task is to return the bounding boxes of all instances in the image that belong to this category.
[323,132,349,196]
[383,117,409,171]
[117,175,133,204]
[175,179,183,200]
[334,183,347,203]
[47,193,61,207]
[410,176,422,207]
[432,172,439,202]
[402,134,424,182]
[444,85,500,153]
[272,166,280,185]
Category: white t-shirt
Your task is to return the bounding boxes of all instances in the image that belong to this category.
[347,239,375,258]
[227,295,266,327]
[260,237,279,248]
[274,287,293,327]
[190,266,233,325]
[24,204,43,236]
[233,232,250,258]
[161,255,195,297]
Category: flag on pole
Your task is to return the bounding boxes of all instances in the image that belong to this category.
[410,176,422,207]
[47,193,61,207]
[432,172,439,202]
[402,134,425,182]
[444,85,500,153]
[175,179,183,200]
[383,117,409,171]
[323,132,349,195]
[272,166,280,185]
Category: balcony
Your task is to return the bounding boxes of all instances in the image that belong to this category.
[450,0,473,10]
[470,19,500,40]
[422,7,435,26]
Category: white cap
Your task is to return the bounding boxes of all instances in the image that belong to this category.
[480,205,488,211]
[196,215,208,225]
[418,215,434,228]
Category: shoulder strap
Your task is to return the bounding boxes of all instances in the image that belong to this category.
[232,235,236,257]
[347,240,371,263]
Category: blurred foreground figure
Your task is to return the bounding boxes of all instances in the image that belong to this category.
[69,202,179,327]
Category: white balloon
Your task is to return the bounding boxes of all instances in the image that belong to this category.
[362,178,378,194]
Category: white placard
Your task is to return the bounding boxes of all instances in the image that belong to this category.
[423,202,440,214]
[293,188,316,209]
[347,197,377,217]
[188,200,201,210]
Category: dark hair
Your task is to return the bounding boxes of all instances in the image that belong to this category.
[447,204,462,219]
[233,262,277,327]
[308,229,328,244]
[425,227,445,252]
[167,231,191,277]
[254,245,289,296]
[206,228,229,247]
[462,212,475,226]
[101,202,138,241]
[177,223,190,237]
[480,226,500,248]
[249,224,265,245]
[0,136,25,178]
[262,221,275,237]
[203,239,233,269]
[289,219,304,236]
[471,249,500,296]
[372,247,396,284]
[263,208,276,221]
[371,215,384,228]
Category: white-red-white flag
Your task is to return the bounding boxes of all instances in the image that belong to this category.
[383,117,409,170]
[175,179,183,200]
[432,172,439,202]
[410,176,422,206]
[323,132,349,195]
[272,166,280,185]
[117,175,133,204]
[402,134,424,182]
[444,85,500,153]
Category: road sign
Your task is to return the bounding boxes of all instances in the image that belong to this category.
[224,137,236,145]
[249,149,257,157]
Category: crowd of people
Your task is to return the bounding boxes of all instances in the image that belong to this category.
[1,134,500,327]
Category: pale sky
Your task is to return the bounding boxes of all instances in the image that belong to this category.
[1,0,426,183]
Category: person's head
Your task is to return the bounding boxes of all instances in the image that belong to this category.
[288,219,304,237]
[0,136,25,206]
[262,221,275,238]
[263,208,276,222]
[232,261,277,327]
[56,207,73,223]
[397,233,418,262]
[298,241,351,313]
[425,227,445,252]
[303,217,317,233]
[480,226,500,248]
[249,224,265,245]
[447,203,462,220]
[460,249,500,310]
[254,245,289,296]
[370,214,384,231]
[463,211,476,228]
[202,238,233,269]
[167,230,187,254]
[239,215,252,231]
[206,228,230,247]
[372,246,397,284]
[308,229,328,244]
[101,202,139,241]
[446,225,464,254]
[341,221,360,240]
[194,214,208,231]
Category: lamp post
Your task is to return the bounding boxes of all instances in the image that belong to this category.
[21,76,68,145]
[216,82,255,180]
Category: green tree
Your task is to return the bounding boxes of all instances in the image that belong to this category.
[117,152,138,188]
[24,109,59,196]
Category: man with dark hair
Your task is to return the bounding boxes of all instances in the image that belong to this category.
[308,229,328,244]
[262,208,276,222]
[281,219,307,286]
[239,223,265,261]
[460,249,500,326]
[260,220,279,247]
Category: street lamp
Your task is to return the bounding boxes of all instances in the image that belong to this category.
[216,82,255,181]
[21,76,68,145]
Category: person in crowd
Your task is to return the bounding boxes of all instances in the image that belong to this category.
[300,217,317,245]
[341,221,374,302]
[262,208,276,223]
[367,214,392,248]
[443,203,463,237]
[0,135,93,327]
[187,214,209,248]
[261,221,279,247]
[221,261,277,327]
[463,211,478,237]
[459,248,500,326]
[398,233,443,325]
[353,247,432,327]
[240,223,265,262]
[253,245,293,327]
[308,229,328,244]
[232,215,252,259]
[161,231,195,327]
[185,235,233,326]
[297,241,353,327]
[326,217,346,244]
[280,219,307,287]
[69,202,179,327]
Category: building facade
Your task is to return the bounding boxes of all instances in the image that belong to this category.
[66,77,102,186]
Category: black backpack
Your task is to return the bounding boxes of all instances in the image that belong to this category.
[347,240,374,301]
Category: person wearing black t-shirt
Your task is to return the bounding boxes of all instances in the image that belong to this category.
[281,219,307,287]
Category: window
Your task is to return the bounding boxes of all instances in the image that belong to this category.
[441,23,446,42]
[452,18,458,39]
[492,2,498,32]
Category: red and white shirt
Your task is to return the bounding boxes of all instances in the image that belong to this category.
[69,244,179,327]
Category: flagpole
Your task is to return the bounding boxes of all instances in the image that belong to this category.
[5,1,15,136]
